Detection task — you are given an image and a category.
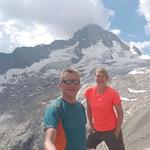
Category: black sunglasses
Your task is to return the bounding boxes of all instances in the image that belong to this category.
[61,80,80,85]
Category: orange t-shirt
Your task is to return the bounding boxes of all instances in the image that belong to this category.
[55,120,66,150]
[85,86,121,131]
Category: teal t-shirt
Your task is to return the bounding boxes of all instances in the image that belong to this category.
[43,98,87,150]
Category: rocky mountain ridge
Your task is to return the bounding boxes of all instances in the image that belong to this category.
[0,24,142,74]
[0,24,150,150]
[0,66,150,150]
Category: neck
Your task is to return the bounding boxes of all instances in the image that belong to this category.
[97,84,107,93]
[62,95,76,104]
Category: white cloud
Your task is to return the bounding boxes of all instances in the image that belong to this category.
[0,0,113,53]
[0,20,54,53]
[9,24,54,51]
[130,41,150,52]
[138,0,150,34]
[111,29,121,36]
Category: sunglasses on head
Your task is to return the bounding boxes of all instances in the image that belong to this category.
[61,80,80,85]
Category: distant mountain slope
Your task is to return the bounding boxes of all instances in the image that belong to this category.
[0,24,142,74]
[0,45,49,74]
[111,68,150,150]
[0,65,150,150]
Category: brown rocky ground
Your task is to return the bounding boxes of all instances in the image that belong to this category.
[0,67,150,150]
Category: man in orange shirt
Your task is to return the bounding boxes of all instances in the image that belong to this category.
[85,67,125,150]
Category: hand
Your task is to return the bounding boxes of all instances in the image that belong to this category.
[87,124,94,134]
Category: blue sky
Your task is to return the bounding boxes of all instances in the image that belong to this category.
[103,0,150,55]
[0,0,150,55]
[104,0,147,41]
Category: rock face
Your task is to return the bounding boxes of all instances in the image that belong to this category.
[0,24,150,150]
[0,45,50,74]
[1,67,150,150]
[0,74,58,150]
[0,24,141,75]
[110,68,150,150]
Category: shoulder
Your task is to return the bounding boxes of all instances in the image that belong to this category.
[107,87,121,103]
[84,85,96,97]
[43,99,62,130]
[44,98,63,115]
[46,98,61,109]
[107,86,118,94]
[84,86,96,100]
[85,85,96,93]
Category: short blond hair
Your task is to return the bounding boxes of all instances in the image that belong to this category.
[60,68,80,81]
[95,67,109,78]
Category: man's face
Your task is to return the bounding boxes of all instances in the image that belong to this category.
[59,72,80,98]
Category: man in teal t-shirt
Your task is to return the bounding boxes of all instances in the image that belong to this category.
[43,68,87,150]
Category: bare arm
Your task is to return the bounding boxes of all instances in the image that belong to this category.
[44,128,57,150]
[86,99,94,133]
[114,103,124,138]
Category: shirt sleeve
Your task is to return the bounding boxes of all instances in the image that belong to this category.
[43,103,60,130]
[112,89,121,105]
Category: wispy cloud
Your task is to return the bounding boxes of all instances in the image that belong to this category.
[0,0,113,53]
[138,0,150,34]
